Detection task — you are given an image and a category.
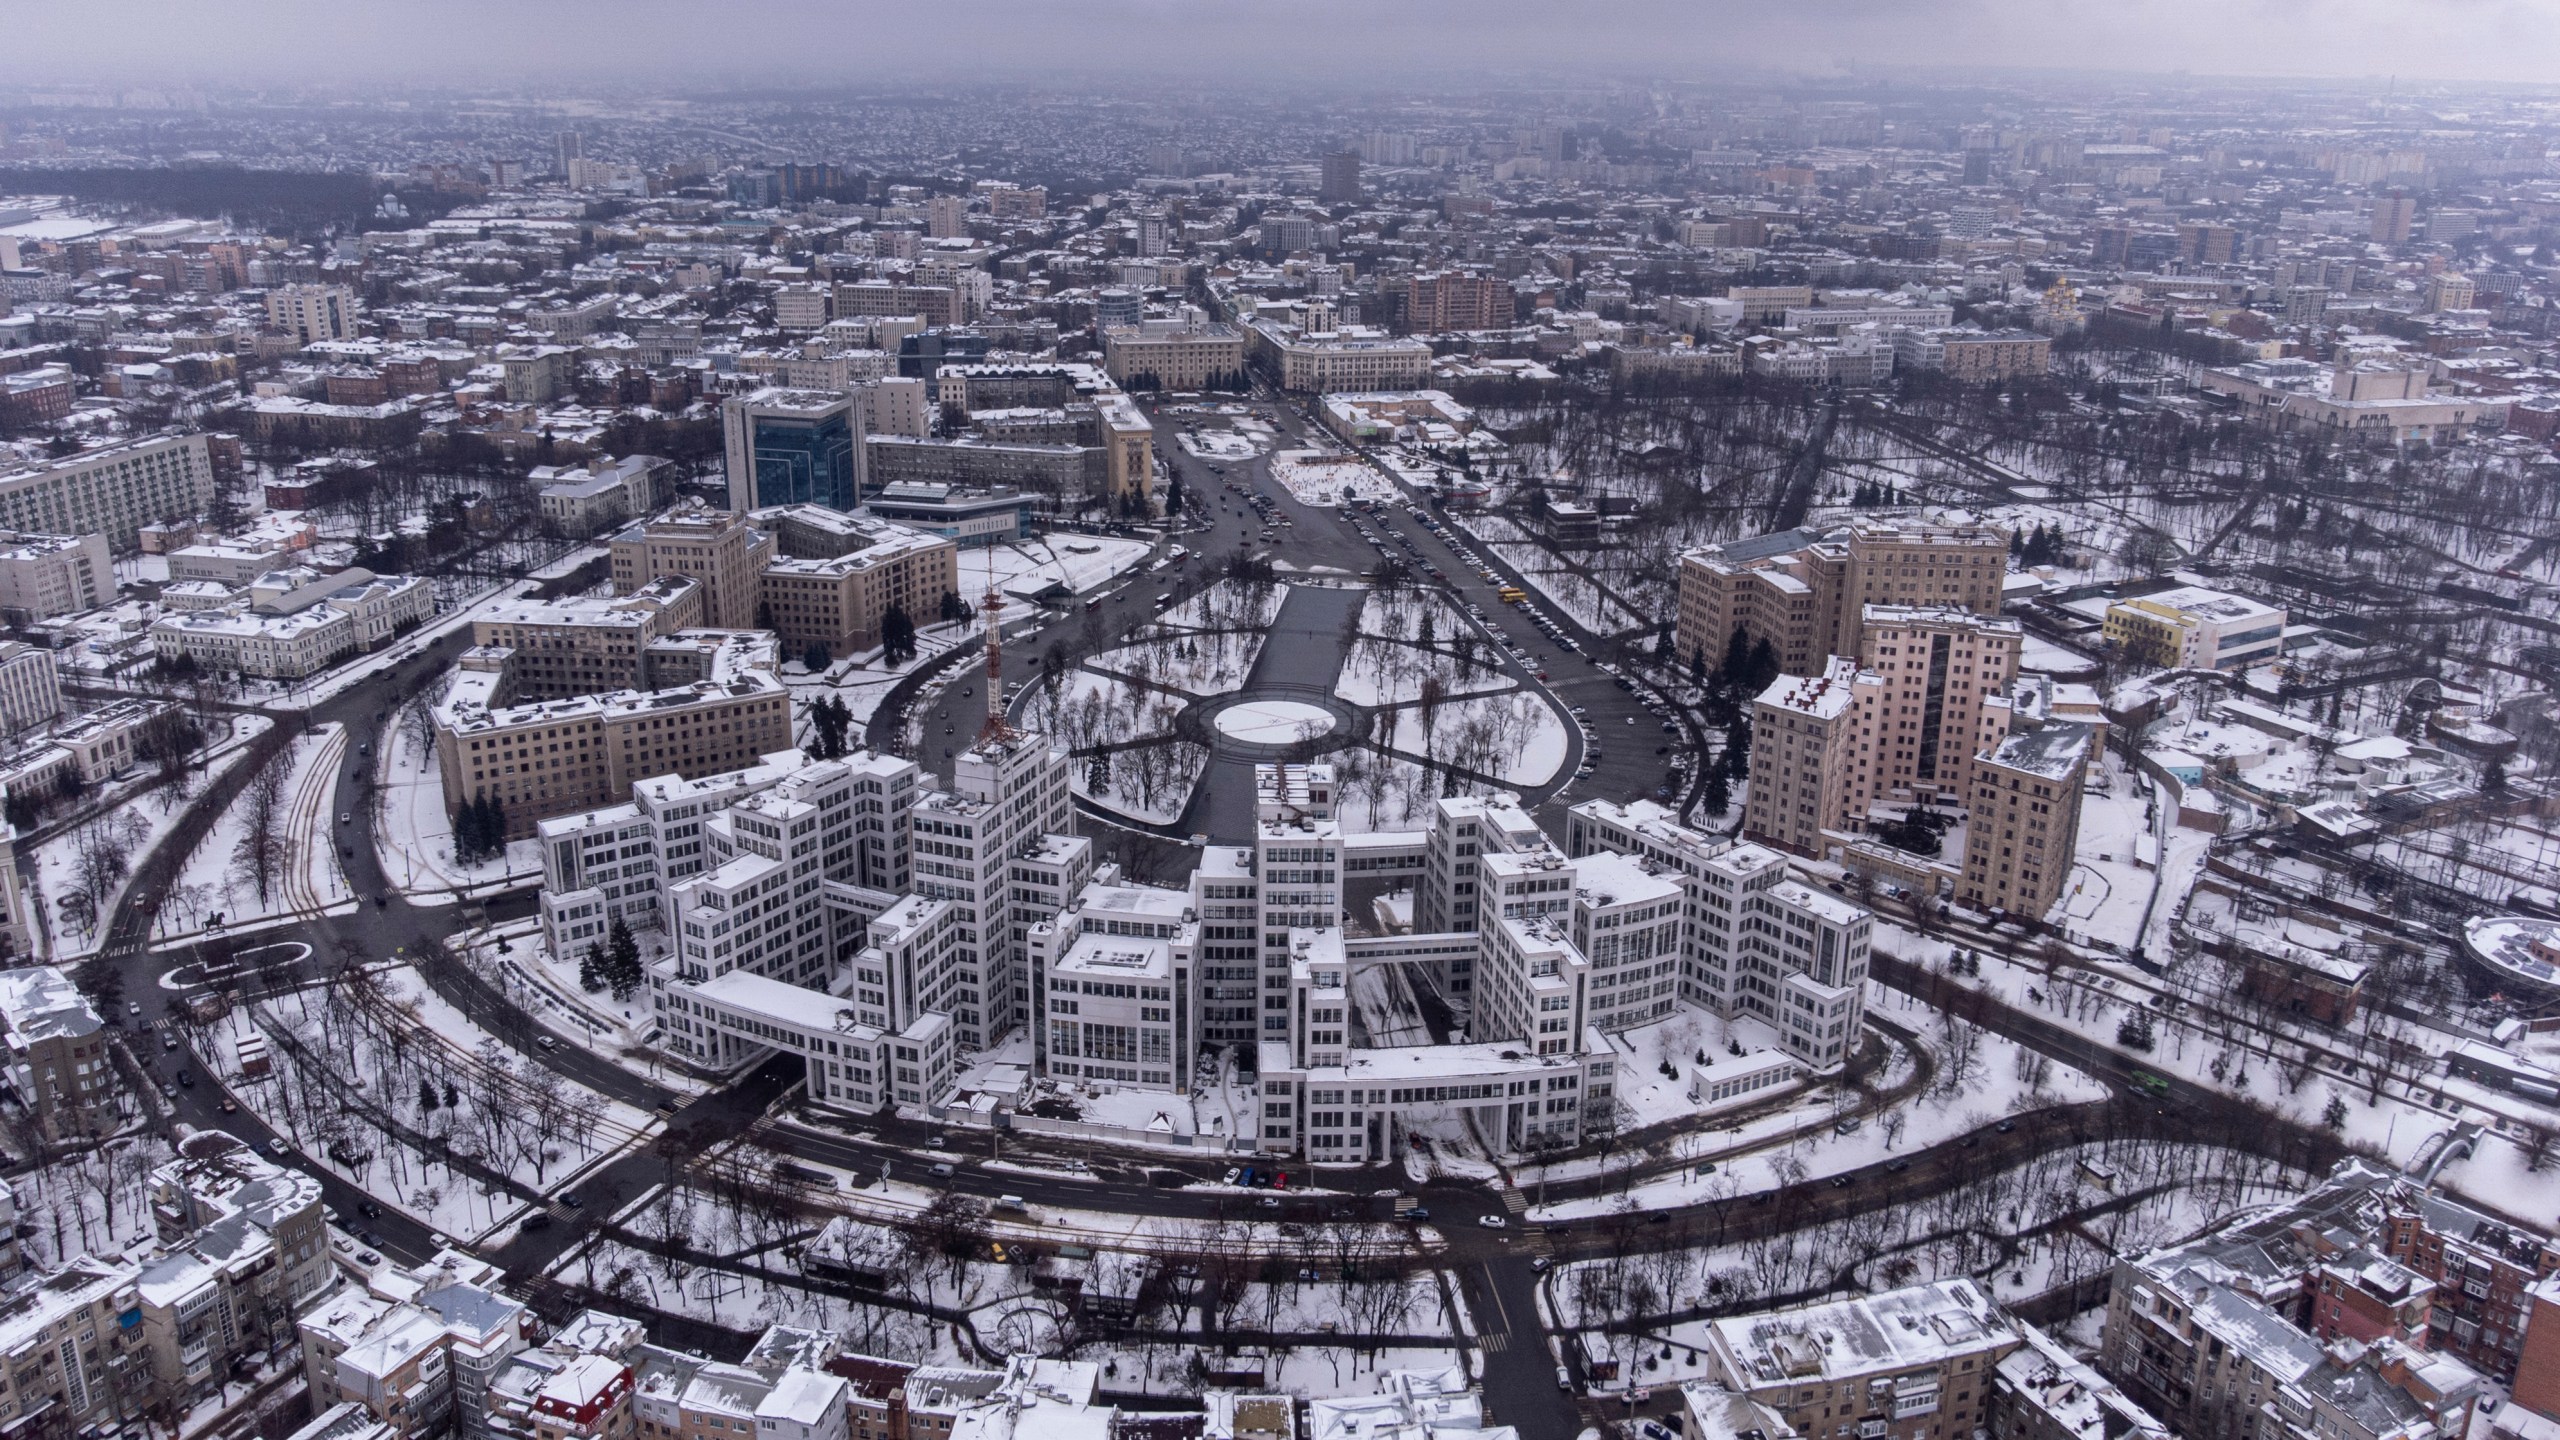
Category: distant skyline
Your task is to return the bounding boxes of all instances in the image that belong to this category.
[7,0,2560,91]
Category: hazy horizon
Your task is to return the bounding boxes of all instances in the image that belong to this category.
[7,0,2560,92]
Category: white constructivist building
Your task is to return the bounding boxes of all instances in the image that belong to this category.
[523,727,1877,1164]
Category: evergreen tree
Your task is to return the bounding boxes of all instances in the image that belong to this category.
[486,796,507,855]
[606,915,643,1001]
[1690,646,1707,687]
[2116,1010,2155,1051]
[803,640,830,672]
[1720,625,1751,684]
[1724,715,1751,765]
[881,604,917,665]
[1744,637,1778,693]
[579,942,604,992]
[1703,768,1730,818]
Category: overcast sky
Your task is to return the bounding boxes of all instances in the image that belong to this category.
[8,1,2560,91]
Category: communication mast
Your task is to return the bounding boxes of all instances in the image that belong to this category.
[977,583,1012,742]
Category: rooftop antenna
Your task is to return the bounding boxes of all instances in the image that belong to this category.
[977,583,1012,743]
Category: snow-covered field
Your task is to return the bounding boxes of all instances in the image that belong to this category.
[1271,451,1399,508]
[215,964,651,1242]
[27,713,274,959]
[163,724,354,938]
[1335,636,1516,708]
[959,535,1152,603]
[1089,630,1266,698]
[1376,692,1567,787]
[1176,430,1265,462]
[1154,578,1285,634]
[1073,740,1210,825]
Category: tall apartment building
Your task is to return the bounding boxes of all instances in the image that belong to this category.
[653,734,1069,1088]
[1745,659,1866,856]
[0,530,110,625]
[266,283,358,346]
[1242,320,1434,393]
[1250,765,1343,1042]
[925,195,969,239]
[537,751,817,957]
[722,390,859,513]
[534,455,675,539]
[2372,192,2417,247]
[1402,271,1511,333]
[1701,1281,2023,1440]
[0,433,218,552]
[1957,723,2093,920]
[1027,879,1195,1090]
[1674,516,2009,680]
[0,1254,150,1431]
[607,504,776,630]
[1853,607,2023,811]
[0,965,119,1141]
[1319,150,1362,205]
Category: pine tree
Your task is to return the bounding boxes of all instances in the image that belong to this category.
[1703,768,1730,817]
[1725,716,1751,764]
[1690,646,1707,686]
[579,942,605,992]
[606,915,643,1001]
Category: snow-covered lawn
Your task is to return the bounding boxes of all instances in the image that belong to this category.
[1176,430,1265,461]
[1375,691,1567,787]
[1271,450,1398,508]
[1328,750,1466,833]
[1154,578,1286,634]
[373,707,538,899]
[1089,631,1266,698]
[27,714,275,960]
[959,535,1152,603]
[1335,637,1515,708]
[1545,1139,2312,1392]
[1600,1010,1811,1132]
[1870,925,2550,1221]
[1072,741,1209,826]
[1026,670,1185,751]
[162,724,355,938]
[214,962,654,1242]
[1525,997,2106,1217]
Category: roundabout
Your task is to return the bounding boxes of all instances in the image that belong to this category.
[1017,577,1579,838]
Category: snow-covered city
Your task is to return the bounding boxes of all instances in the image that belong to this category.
[1,8,2559,1440]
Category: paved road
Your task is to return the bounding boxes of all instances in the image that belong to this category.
[1179,583,1365,840]
[71,395,2247,1440]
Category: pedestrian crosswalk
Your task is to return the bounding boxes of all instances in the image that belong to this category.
[1477,1331,1509,1353]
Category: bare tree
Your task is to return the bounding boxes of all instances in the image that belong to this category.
[230,747,294,907]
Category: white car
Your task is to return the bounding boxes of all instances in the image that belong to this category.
[1477,1214,1507,1230]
